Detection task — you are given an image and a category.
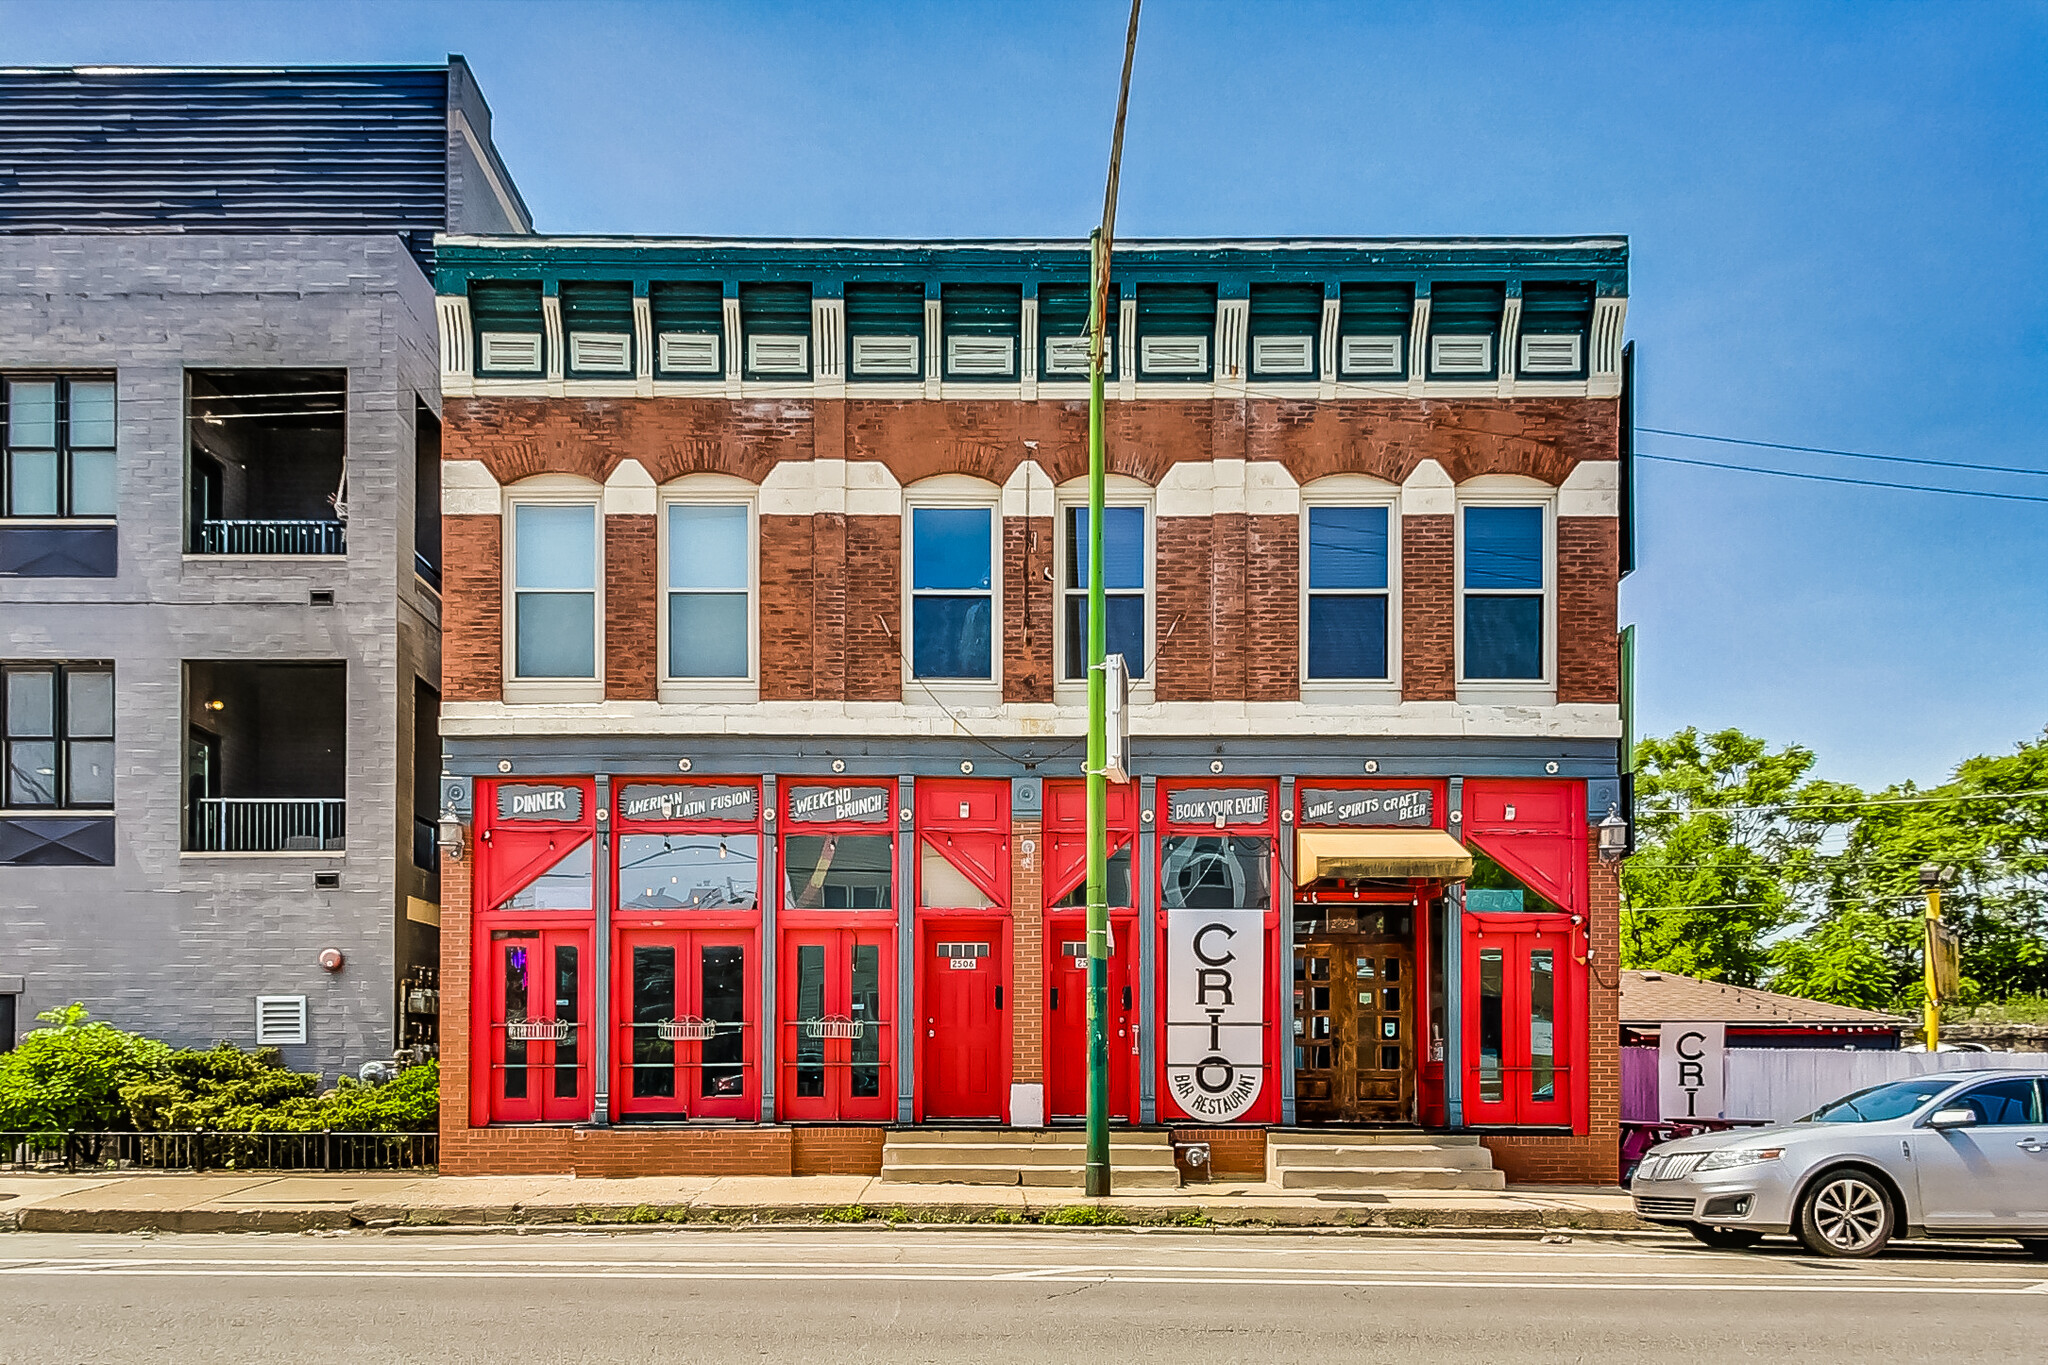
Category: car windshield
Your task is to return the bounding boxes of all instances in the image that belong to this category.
[1802,1078,1953,1123]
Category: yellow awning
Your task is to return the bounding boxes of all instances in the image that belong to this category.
[1296,829,1473,883]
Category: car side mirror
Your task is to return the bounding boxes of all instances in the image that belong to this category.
[1927,1107,1979,1130]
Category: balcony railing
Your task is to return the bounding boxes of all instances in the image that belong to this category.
[195,519,345,556]
[189,798,346,853]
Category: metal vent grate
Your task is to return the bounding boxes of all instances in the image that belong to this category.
[568,333,632,373]
[1341,335,1404,375]
[1519,333,1583,373]
[255,995,307,1046]
[851,334,920,376]
[946,335,1017,377]
[1430,334,1493,374]
[479,332,543,373]
[1251,335,1314,375]
[1140,335,1209,374]
[659,332,720,374]
[747,334,810,374]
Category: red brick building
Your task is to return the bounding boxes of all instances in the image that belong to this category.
[429,237,1632,1182]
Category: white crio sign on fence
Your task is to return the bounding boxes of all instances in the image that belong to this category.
[1658,1021,1726,1120]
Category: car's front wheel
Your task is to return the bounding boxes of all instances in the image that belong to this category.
[1685,1223,1764,1250]
[1796,1170,1895,1257]
[2017,1238,2048,1260]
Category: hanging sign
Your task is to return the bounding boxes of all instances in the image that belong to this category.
[1165,787,1269,827]
[1164,908,1266,1121]
[1658,1021,1725,1120]
[495,783,583,822]
[618,783,758,823]
[1299,786,1433,827]
[787,784,890,824]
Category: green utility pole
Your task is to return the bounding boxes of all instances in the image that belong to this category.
[1085,0,1141,1200]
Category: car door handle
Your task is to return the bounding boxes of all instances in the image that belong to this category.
[2020,1139,2046,1153]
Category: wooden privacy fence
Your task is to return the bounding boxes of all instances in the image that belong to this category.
[1622,1047,2040,1124]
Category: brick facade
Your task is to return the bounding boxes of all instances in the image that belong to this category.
[1400,514,1455,701]
[604,513,657,700]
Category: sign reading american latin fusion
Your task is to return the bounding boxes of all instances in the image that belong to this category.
[618,783,758,823]
[1164,907,1266,1121]
[786,784,889,824]
[1298,786,1433,827]
[495,783,583,821]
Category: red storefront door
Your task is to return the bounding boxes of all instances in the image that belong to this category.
[483,927,590,1123]
[922,921,1005,1120]
[1463,913,1576,1127]
[1045,911,1138,1121]
[779,927,895,1122]
[614,928,756,1119]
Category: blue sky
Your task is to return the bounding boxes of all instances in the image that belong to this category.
[10,0,2045,791]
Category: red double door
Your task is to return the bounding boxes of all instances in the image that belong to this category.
[482,927,591,1123]
[779,924,897,1122]
[614,928,756,1119]
[1044,909,1139,1122]
[1463,913,1578,1128]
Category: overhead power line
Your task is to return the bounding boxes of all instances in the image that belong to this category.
[1636,451,2048,505]
[1638,427,2048,480]
[1637,786,2048,818]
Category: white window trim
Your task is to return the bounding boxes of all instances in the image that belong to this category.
[1298,479,1401,702]
[658,476,760,704]
[1053,477,1156,706]
[902,479,1004,704]
[1454,478,1556,703]
[502,477,605,704]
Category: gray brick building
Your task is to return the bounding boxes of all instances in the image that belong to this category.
[0,60,529,1076]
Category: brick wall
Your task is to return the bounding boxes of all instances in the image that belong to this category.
[1401,515,1455,701]
[1011,819,1044,1083]
[1154,516,1212,701]
[759,513,816,699]
[845,514,901,701]
[1556,515,1620,704]
[1246,515,1298,701]
[605,513,657,700]
[1002,515,1054,703]
[443,514,500,702]
[1169,1126,1267,1179]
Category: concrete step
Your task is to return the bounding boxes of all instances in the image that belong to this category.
[884,1129,1171,1146]
[1273,1166,1508,1192]
[878,1164,1183,1190]
[1271,1143,1498,1170]
[883,1144,1177,1169]
[1266,1129,1482,1148]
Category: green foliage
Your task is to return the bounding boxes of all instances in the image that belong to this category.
[1765,907,1899,1011]
[1040,1203,1127,1226]
[0,1005,171,1131]
[118,1046,438,1132]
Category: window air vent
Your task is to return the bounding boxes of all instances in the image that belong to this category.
[1430,335,1493,374]
[1043,336,1092,375]
[568,333,631,373]
[1519,333,1583,374]
[747,335,810,375]
[1140,335,1209,374]
[1251,335,1314,375]
[1341,335,1404,375]
[946,335,1017,376]
[478,332,543,373]
[255,995,308,1047]
[658,332,720,374]
[851,334,920,376]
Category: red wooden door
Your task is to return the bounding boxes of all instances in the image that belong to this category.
[484,927,590,1123]
[1045,911,1137,1121]
[922,921,1005,1120]
[614,928,756,1119]
[779,927,895,1122]
[1463,914,1575,1127]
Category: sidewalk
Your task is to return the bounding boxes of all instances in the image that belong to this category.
[0,1172,1649,1235]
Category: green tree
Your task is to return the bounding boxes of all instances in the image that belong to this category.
[0,1004,170,1131]
[1621,728,1862,985]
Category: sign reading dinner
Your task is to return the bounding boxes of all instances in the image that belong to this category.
[495,783,583,822]
[787,784,890,824]
[1165,787,1269,826]
[618,783,757,823]
[1299,786,1433,827]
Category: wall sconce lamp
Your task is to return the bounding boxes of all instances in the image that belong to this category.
[1596,803,1629,862]
[437,806,466,862]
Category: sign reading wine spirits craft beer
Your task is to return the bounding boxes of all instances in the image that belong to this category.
[786,784,890,824]
[495,783,583,822]
[1298,786,1434,827]
[1164,907,1266,1121]
[617,783,758,823]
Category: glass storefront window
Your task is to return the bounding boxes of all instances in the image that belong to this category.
[1529,949,1556,1103]
[619,833,760,910]
[795,944,826,1097]
[701,946,747,1098]
[919,841,995,908]
[1465,848,1563,915]
[1160,836,1271,909]
[1051,845,1133,908]
[850,942,882,1098]
[552,943,580,1099]
[1478,946,1504,1104]
[501,840,594,911]
[631,945,677,1099]
[784,834,893,909]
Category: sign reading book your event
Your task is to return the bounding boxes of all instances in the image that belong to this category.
[495,783,583,822]
[1298,786,1434,827]
[618,783,758,823]
[786,784,890,824]
[1164,907,1266,1121]
[1165,787,1269,827]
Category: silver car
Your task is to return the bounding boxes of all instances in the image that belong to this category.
[1630,1068,2048,1257]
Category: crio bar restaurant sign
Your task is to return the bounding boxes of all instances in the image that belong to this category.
[1164,908,1266,1121]
[1659,1021,1726,1120]
[1166,787,1269,826]
[618,783,757,823]
[1299,786,1433,827]
[496,783,583,822]
[787,784,890,824]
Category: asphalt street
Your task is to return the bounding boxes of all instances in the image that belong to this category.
[1,1227,2043,1363]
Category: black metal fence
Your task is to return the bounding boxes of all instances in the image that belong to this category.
[0,1130,436,1174]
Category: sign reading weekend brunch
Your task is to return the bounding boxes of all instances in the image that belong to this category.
[618,783,758,823]
[1164,787,1269,826]
[786,784,890,824]
[495,783,583,822]
[1164,908,1266,1121]
[1298,786,1434,827]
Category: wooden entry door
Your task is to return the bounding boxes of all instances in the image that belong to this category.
[779,926,895,1122]
[1293,931,1413,1124]
[921,920,1005,1120]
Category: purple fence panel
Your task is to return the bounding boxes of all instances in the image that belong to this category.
[1622,1045,1659,1122]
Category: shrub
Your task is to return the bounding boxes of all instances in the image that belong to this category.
[0,1005,171,1131]
[120,1047,438,1132]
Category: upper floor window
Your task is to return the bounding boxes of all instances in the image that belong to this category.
[4,378,116,519]
[1061,504,1148,682]
[510,501,600,681]
[1459,504,1549,682]
[4,662,113,809]
[665,501,752,681]
[907,503,996,681]
[1303,504,1392,681]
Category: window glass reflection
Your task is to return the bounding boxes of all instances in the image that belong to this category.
[501,839,594,911]
[783,834,893,909]
[1159,836,1271,909]
[619,834,760,910]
